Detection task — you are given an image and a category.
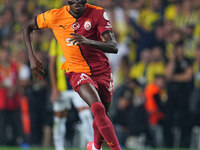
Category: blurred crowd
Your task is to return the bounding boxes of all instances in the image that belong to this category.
[0,0,200,149]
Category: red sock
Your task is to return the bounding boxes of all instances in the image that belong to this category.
[93,120,104,149]
[91,102,121,150]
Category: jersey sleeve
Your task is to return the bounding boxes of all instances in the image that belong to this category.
[35,10,53,29]
[97,9,112,36]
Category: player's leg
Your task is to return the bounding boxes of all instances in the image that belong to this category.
[72,91,94,144]
[53,92,71,150]
[79,109,94,142]
[91,101,110,150]
[78,83,121,150]
[53,111,67,150]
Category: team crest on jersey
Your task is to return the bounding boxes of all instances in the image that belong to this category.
[84,21,92,31]
[72,22,80,30]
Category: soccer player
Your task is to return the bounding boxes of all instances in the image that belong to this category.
[49,38,93,150]
[23,0,121,150]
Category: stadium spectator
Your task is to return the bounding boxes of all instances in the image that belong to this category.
[146,47,165,83]
[110,78,139,120]
[190,44,200,126]
[174,0,198,28]
[129,19,165,61]
[189,44,200,149]
[115,56,130,87]
[0,8,13,42]
[144,74,166,147]
[164,0,182,21]
[164,40,193,148]
[16,49,32,144]
[183,24,199,59]
[0,48,23,146]
[129,17,155,61]
[14,0,27,19]
[129,49,151,88]
[137,0,163,31]
[113,87,150,148]
[165,28,183,58]
[112,90,134,147]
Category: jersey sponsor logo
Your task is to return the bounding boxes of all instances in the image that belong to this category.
[72,22,80,30]
[66,38,73,46]
[84,20,92,31]
[77,73,90,85]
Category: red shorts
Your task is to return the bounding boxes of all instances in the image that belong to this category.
[66,72,113,103]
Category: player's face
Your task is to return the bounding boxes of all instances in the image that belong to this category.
[68,0,86,14]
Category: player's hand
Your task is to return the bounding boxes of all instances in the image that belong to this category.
[69,33,90,46]
[29,55,45,79]
[50,88,60,102]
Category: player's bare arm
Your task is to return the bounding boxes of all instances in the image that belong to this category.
[23,18,45,79]
[69,32,118,54]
